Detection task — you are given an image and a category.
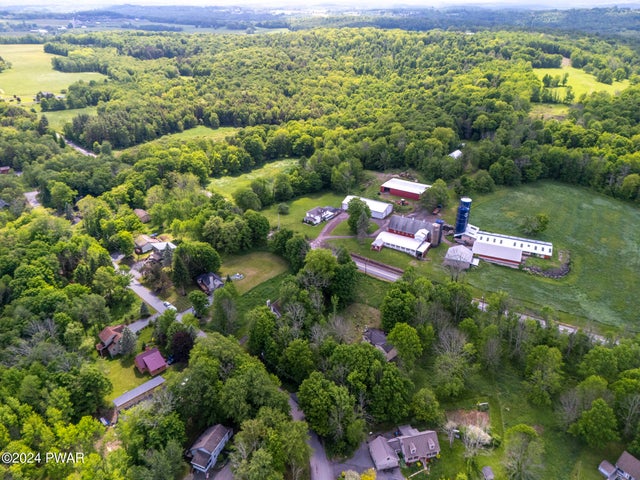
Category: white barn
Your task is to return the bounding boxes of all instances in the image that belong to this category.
[475,231,553,259]
[342,195,393,219]
[371,231,430,258]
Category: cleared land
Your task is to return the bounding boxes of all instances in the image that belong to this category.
[261,191,345,238]
[220,251,289,295]
[0,44,106,103]
[208,159,298,201]
[465,181,640,331]
[147,125,239,142]
[45,106,97,131]
[533,65,628,102]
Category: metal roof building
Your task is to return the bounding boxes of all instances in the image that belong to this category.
[371,231,430,258]
[472,240,523,268]
[112,376,166,411]
[380,178,430,200]
[475,231,553,258]
[342,195,393,219]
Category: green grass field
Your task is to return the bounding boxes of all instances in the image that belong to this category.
[220,251,289,295]
[97,356,148,403]
[149,125,239,143]
[208,159,298,201]
[464,181,640,331]
[533,65,628,102]
[0,44,106,103]
[44,106,97,131]
[329,219,378,236]
[261,191,346,239]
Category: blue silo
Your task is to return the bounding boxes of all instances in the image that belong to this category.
[454,197,472,236]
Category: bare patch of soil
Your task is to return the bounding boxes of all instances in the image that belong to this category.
[447,409,490,429]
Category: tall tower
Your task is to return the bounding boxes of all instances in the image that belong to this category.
[454,197,472,236]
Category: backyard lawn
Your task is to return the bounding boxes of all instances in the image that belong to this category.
[97,356,148,403]
[261,191,346,238]
[220,251,289,295]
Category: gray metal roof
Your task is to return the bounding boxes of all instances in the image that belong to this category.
[112,376,165,408]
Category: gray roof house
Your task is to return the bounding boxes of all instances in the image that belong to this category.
[363,328,398,362]
[368,436,400,471]
[388,215,433,239]
[600,451,640,480]
[189,424,233,475]
[196,272,224,295]
[388,425,440,465]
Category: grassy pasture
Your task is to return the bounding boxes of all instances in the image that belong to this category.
[44,106,97,131]
[208,159,298,201]
[148,125,239,143]
[465,181,640,331]
[0,44,106,103]
[533,65,628,102]
[220,251,289,295]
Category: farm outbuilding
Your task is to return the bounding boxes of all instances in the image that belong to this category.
[380,178,430,200]
[472,240,523,268]
[342,195,393,219]
[371,231,430,258]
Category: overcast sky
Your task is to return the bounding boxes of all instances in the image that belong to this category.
[1,0,638,10]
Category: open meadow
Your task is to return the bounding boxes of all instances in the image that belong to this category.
[533,65,628,101]
[0,44,106,103]
[208,158,298,200]
[464,181,640,331]
[220,251,289,295]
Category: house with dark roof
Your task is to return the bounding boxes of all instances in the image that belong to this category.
[368,436,400,471]
[196,272,224,295]
[112,375,166,412]
[363,328,397,362]
[188,424,233,475]
[599,451,640,480]
[0,199,9,209]
[96,324,124,357]
[388,425,440,465]
[135,348,168,376]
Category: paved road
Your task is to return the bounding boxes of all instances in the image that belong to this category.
[352,256,402,282]
[64,137,97,157]
[111,254,206,337]
[288,395,333,480]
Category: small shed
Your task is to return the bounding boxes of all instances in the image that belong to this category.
[449,149,463,159]
[133,208,151,223]
[481,466,495,480]
[444,245,474,270]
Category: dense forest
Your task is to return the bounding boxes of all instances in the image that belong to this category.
[0,21,640,480]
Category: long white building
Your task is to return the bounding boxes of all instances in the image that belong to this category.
[342,195,393,219]
[371,231,430,258]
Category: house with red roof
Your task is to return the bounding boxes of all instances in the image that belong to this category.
[96,324,125,357]
[135,348,168,376]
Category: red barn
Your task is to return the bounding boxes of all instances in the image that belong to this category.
[380,178,430,200]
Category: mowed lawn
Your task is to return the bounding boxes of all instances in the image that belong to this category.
[208,159,298,201]
[0,44,106,103]
[144,125,239,143]
[262,191,346,238]
[220,251,289,295]
[533,65,628,101]
[465,181,640,331]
